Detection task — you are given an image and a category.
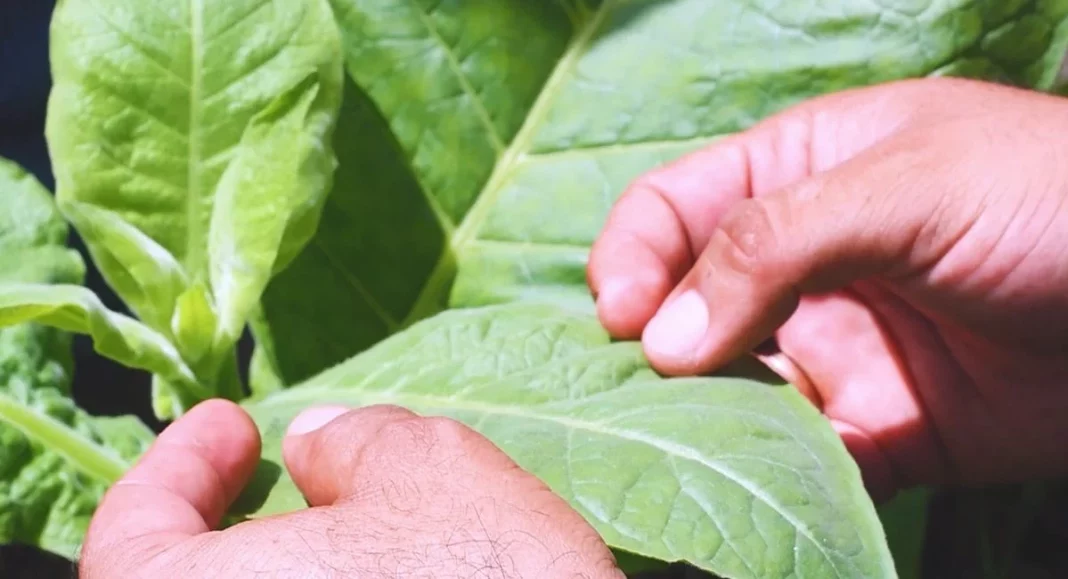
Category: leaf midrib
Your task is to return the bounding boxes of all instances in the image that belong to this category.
[186,0,205,276]
[408,0,505,155]
[400,0,614,327]
[313,238,400,330]
[323,2,725,330]
[0,393,129,485]
[252,386,848,575]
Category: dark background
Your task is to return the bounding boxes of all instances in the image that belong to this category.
[2,2,1067,578]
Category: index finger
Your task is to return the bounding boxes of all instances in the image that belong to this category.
[81,399,261,563]
[587,82,916,339]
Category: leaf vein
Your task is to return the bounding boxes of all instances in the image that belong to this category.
[522,134,728,164]
[88,83,188,142]
[679,484,758,576]
[401,0,615,326]
[205,0,273,48]
[0,394,129,485]
[407,0,505,154]
[83,0,191,88]
[201,27,304,105]
[258,387,851,577]
[312,240,401,331]
[77,143,186,205]
[186,0,204,272]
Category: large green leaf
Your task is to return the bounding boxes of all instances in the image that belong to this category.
[256,0,1068,384]
[0,158,155,559]
[242,304,896,578]
[45,0,345,403]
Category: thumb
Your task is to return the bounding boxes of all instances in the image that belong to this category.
[641,136,951,375]
[282,404,538,507]
[282,405,627,577]
[281,404,418,506]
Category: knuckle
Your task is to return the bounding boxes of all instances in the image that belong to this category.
[361,403,414,415]
[376,417,436,451]
[349,404,418,424]
[313,426,363,471]
[365,417,481,501]
[307,407,418,471]
[318,404,413,442]
[711,198,782,277]
[373,416,472,458]
[628,170,668,198]
[421,415,477,448]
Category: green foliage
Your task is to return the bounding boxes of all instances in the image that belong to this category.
[254,0,1068,385]
[1,0,1068,576]
[44,0,345,414]
[0,283,202,413]
[0,158,153,559]
[240,305,896,577]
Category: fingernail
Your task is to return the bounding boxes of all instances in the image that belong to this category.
[286,406,350,437]
[643,290,709,359]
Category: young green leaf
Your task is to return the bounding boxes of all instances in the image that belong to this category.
[208,74,339,346]
[59,201,188,335]
[0,283,204,407]
[45,0,345,405]
[0,157,155,559]
[256,0,1068,384]
[241,304,896,578]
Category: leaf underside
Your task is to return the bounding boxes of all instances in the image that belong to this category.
[255,0,1068,385]
[243,304,897,578]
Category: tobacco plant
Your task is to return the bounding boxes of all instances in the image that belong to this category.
[2,0,1067,577]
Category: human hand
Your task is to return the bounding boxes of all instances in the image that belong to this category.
[588,77,1068,500]
[79,400,622,578]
